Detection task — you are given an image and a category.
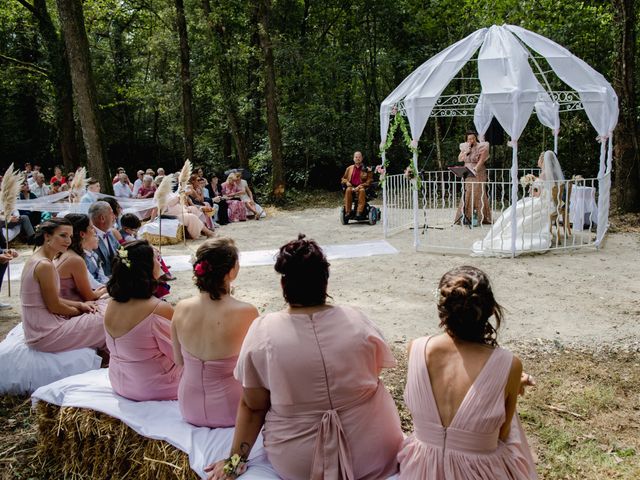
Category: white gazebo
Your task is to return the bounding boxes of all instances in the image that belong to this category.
[380,24,618,255]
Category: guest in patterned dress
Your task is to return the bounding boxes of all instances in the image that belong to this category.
[221,173,247,222]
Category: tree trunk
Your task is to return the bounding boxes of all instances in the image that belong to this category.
[257,0,285,198]
[20,0,80,172]
[54,0,110,191]
[174,0,195,162]
[612,0,640,212]
[201,0,249,169]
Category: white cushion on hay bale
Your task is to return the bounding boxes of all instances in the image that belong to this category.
[31,369,279,479]
[0,323,101,394]
[31,369,401,479]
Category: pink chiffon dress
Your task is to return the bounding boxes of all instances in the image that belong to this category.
[20,258,106,353]
[235,305,404,480]
[105,301,183,401]
[397,336,537,479]
[178,350,242,428]
[221,182,247,222]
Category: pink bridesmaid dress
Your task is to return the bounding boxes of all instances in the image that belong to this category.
[20,259,106,353]
[235,305,404,480]
[397,336,537,479]
[178,350,242,428]
[106,301,183,401]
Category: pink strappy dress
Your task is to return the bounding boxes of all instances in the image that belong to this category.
[235,306,404,480]
[105,301,182,401]
[178,350,242,428]
[397,336,537,479]
[20,258,106,352]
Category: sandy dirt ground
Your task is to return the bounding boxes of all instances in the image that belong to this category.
[1,206,639,346]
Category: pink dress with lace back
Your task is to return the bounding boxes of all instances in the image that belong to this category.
[397,336,537,479]
[178,350,242,428]
[20,258,106,353]
[106,302,183,401]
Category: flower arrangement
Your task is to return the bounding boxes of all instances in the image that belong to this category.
[519,173,536,188]
[117,247,131,268]
[194,259,210,277]
[222,453,248,477]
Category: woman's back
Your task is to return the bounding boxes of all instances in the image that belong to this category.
[173,294,256,361]
[398,335,536,479]
[105,298,181,401]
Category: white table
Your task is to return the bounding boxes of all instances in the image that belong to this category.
[570,186,597,231]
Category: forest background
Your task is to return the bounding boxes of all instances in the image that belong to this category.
[0,0,638,209]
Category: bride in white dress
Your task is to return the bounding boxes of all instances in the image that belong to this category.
[472,150,564,256]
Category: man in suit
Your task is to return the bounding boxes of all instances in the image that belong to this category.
[88,201,119,277]
[341,151,373,220]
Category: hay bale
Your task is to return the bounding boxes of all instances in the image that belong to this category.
[35,402,197,480]
[143,224,185,246]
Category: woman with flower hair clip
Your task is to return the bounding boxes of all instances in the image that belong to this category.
[171,237,258,427]
[103,240,182,401]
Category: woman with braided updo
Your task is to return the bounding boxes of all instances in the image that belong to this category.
[171,238,258,428]
[104,240,182,401]
[206,234,403,480]
[397,266,537,479]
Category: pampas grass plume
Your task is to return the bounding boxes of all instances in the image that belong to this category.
[70,167,87,193]
[154,174,174,215]
[178,159,192,193]
[1,163,24,218]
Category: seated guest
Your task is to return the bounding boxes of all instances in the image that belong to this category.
[206,234,403,479]
[50,165,66,185]
[341,151,373,220]
[220,173,246,222]
[0,210,35,245]
[18,180,42,228]
[397,266,536,479]
[236,172,261,220]
[102,197,124,240]
[0,230,18,310]
[198,177,212,205]
[186,174,207,206]
[50,180,62,194]
[104,240,182,401]
[132,170,144,196]
[113,173,134,198]
[136,175,156,199]
[19,218,106,352]
[209,174,229,225]
[88,201,119,276]
[165,194,216,238]
[80,179,101,203]
[31,173,50,198]
[119,213,141,243]
[155,167,166,184]
[172,238,258,427]
[112,167,125,184]
[55,214,108,301]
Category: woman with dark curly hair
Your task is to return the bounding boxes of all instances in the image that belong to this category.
[54,214,108,301]
[171,238,258,427]
[104,240,182,401]
[20,218,106,352]
[397,266,536,479]
[206,234,403,480]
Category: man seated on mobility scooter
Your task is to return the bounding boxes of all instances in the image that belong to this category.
[340,151,379,225]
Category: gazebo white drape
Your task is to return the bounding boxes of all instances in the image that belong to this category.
[380,24,618,254]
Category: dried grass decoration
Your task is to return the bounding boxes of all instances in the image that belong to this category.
[153,174,176,254]
[36,401,198,480]
[177,159,192,247]
[69,166,87,202]
[0,163,25,296]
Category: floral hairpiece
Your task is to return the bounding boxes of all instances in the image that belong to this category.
[117,247,131,268]
[194,259,210,277]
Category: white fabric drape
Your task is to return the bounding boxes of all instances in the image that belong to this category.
[473,94,493,140]
[380,28,487,143]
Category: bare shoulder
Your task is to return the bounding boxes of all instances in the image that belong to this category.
[509,353,523,376]
[33,258,55,276]
[155,300,174,320]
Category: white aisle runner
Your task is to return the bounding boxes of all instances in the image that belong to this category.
[7,240,398,280]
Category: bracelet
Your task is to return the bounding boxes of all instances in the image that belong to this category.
[222,454,248,477]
